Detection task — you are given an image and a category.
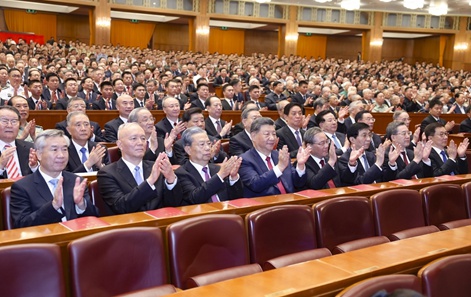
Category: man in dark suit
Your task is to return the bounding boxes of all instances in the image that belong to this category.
[316,110,347,156]
[27,80,51,110]
[155,97,185,138]
[291,80,312,107]
[144,79,159,109]
[92,81,116,110]
[0,106,38,179]
[276,102,305,158]
[104,94,134,143]
[77,77,98,109]
[42,73,62,104]
[424,122,469,176]
[97,123,182,214]
[132,83,148,108]
[229,107,261,156]
[10,129,98,228]
[338,123,393,186]
[175,127,243,205]
[342,100,364,131]
[420,97,455,135]
[452,93,466,114]
[239,117,309,198]
[65,112,109,173]
[264,81,287,110]
[274,100,289,130]
[247,85,267,110]
[383,121,433,180]
[174,107,227,165]
[213,68,231,87]
[355,110,381,152]
[221,84,236,111]
[55,97,105,143]
[190,83,209,109]
[204,96,232,139]
[55,78,80,110]
[459,105,471,133]
[302,127,341,189]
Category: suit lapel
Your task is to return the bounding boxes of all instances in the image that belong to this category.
[62,173,76,220]
[33,170,54,203]
[15,140,29,176]
[185,162,205,184]
[117,159,138,188]
[68,143,82,169]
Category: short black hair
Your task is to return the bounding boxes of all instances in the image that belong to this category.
[347,122,370,139]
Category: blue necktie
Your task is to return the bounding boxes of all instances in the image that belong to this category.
[440,150,455,175]
[362,154,370,170]
[80,147,87,163]
[295,130,302,147]
[134,166,143,185]
[49,178,59,192]
[332,134,342,149]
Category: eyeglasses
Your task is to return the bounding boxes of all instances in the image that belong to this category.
[436,132,449,137]
[0,118,19,126]
[140,117,155,123]
[359,132,373,138]
[395,131,412,136]
[364,117,376,122]
[312,139,331,146]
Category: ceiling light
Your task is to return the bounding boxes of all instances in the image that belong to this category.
[315,0,332,3]
[403,0,424,9]
[380,0,393,2]
[255,0,271,3]
[428,2,448,15]
[340,0,360,10]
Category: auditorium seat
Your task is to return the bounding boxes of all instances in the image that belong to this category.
[336,274,422,297]
[107,146,120,163]
[0,243,66,297]
[420,184,471,230]
[89,180,114,217]
[371,189,440,240]
[313,197,389,254]
[68,227,168,297]
[419,254,471,297]
[167,214,261,289]
[114,284,178,297]
[245,205,331,270]
[221,141,230,154]
[1,187,12,230]
[186,263,262,287]
[461,181,471,217]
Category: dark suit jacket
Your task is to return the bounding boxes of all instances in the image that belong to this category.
[276,126,304,158]
[27,97,52,110]
[367,132,382,152]
[133,98,147,109]
[420,115,446,135]
[104,117,125,143]
[41,88,62,102]
[229,130,253,156]
[213,76,231,87]
[304,157,340,189]
[175,161,243,205]
[54,97,71,110]
[173,135,227,165]
[453,104,466,114]
[383,147,433,180]
[55,120,105,143]
[264,93,287,110]
[221,99,236,111]
[327,132,346,156]
[155,117,176,138]
[65,141,109,173]
[429,149,468,176]
[231,122,244,136]
[0,139,34,179]
[275,118,287,130]
[459,118,471,133]
[97,159,183,214]
[239,148,306,198]
[77,91,98,108]
[190,99,205,110]
[205,117,227,138]
[344,117,354,131]
[92,98,117,110]
[10,170,98,228]
[249,100,267,109]
[291,92,311,105]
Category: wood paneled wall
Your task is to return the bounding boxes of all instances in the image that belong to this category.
[412,36,440,64]
[382,38,414,63]
[326,36,362,60]
[297,34,327,59]
[209,28,245,55]
[57,14,89,44]
[244,30,278,55]
[153,23,189,52]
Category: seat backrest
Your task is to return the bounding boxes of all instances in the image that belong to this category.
[107,146,121,163]
[1,187,12,230]
[461,182,471,218]
[0,243,66,297]
[419,254,471,297]
[337,275,422,297]
[313,196,374,251]
[89,180,114,217]
[167,214,249,289]
[245,205,318,265]
[420,184,467,226]
[371,189,426,236]
[68,227,167,297]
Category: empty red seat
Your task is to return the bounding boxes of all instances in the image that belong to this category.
[89,180,114,216]
[313,196,389,254]
[246,205,331,270]
[371,189,439,240]
[337,274,422,297]
[1,187,12,230]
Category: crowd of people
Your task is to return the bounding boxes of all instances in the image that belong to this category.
[1,37,471,229]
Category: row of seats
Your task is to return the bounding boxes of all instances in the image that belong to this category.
[337,254,471,297]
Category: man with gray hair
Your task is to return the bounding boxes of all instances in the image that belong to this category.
[10,129,98,228]
[239,117,310,198]
[97,123,182,214]
[344,100,365,131]
[175,127,243,204]
[229,107,261,156]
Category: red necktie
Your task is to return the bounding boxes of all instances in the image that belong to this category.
[402,151,417,179]
[319,159,336,188]
[51,90,58,103]
[265,156,286,194]
[4,144,21,179]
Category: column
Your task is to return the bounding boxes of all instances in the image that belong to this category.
[281,6,298,56]
[93,0,111,45]
[450,17,471,70]
[362,12,383,62]
[192,0,210,52]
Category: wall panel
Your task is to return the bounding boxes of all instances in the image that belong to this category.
[326,36,361,60]
[153,23,189,51]
[412,36,440,64]
[245,30,278,55]
[57,14,89,44]
[209,28,244,55]
[382,38,414,63]
[297,34,327,59]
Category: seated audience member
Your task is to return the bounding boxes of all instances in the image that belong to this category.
[264,81,287,110]
[155,96,185,138]
[276,102,307,158]
[383,122,433,180]
[338,123,393,186]
[55,78,79,110]
[459,105,471,133]
[128,107,177,163]
[42,73,62,103]
[104,94,134,142]
[92,81,116,110]
[420,97,455,135]
[316,110,347,156]
[220,84,236,111]
[175,127,243,205]
[371,92,392,113]
[239,117,309,198]
[0,105,38,179]
[424,122,469,176]
[229,107,261,156]
[307,98,327,128]
[9,96,43,142]
[392,110,420,148]
[247,85,267,110]
[97,123,182,214]
[355,110,382,151]
[10,129,98,228]
[27,80,51,110]
[343,100,365,130]
[291,80,312,107]
[232,102,258,136]
[190,83,209,109]
[205,96,232,139]
[274,100,289,130]
[174,107,227,164]
[303,127,341,189]
[77,76,98,108]
[65,112,109,173]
